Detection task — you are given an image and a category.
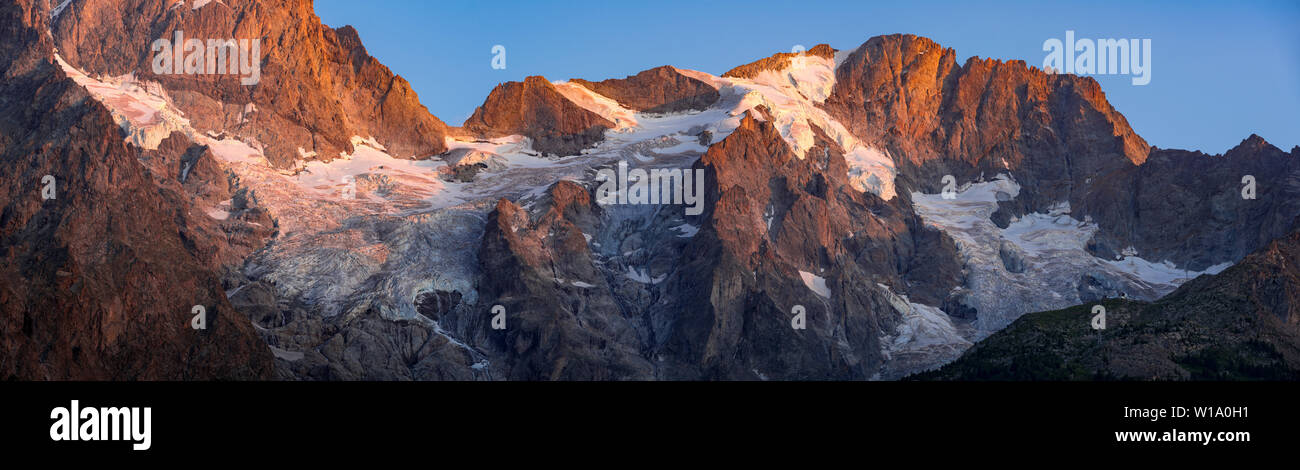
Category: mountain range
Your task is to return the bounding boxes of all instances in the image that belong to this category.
[2,0,1297,380]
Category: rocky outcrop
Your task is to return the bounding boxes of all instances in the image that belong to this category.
[140,132,278,280]
[461,76,614,157]
[571,65,719,114]
[438,148,508,182]
[998,239,1027,274]
[0,0,272,379]
[51,0,449,167]
[460,181,654,380]
[723,44,836,79]
[1080,136,1300,270]
[228,279,482,380]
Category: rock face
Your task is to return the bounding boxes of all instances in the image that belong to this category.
[571,66,719,114]
[461,76,615,157]
[0,0,272,379]
[917,224,1300,381]
[51,0,448,166]
[460,181,654,380]
[1081,136,1300,270]
[657,114,963,379]
[823,34,1148,206]
[141,131,278,279]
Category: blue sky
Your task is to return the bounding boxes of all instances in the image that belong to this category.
[313,0,1299,154]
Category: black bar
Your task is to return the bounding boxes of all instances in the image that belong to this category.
[3,381,1292,459]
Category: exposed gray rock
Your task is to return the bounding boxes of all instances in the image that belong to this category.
[998,239,1027,273]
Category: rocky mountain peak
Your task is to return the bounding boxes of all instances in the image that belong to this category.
[1,0,273,379]
[50,0,449,167]
[333,24,364,50]
[461,75,615,157]
[1225,133,1283,158]
[570,65,719,114]
[722,43,836,79]
[823,32,1150,225]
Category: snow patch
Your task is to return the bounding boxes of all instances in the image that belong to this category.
[269,346,304,361]
[877,283,970,352]
[799,271,830,299]
[687,56,898,200]
[551,81,638,129]
[205,207,230,220]
[1106,257,1232,286]
[51,0,72,18]
[203,136,266,165]
[671,223,699,238]
[287,136,460,206]
[191,0,225,10]
[55,54,192,150]
[626,266,665,284]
